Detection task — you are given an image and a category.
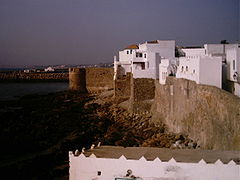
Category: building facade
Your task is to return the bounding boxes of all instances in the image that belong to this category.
[114,40,175,80]
[176,56,222,88]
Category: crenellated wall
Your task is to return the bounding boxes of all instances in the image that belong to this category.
[69,147,240,180]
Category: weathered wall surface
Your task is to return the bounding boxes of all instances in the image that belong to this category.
[85,68,114,92]
[131,78,155,112]
[114,73,132,102]
[151,77,240,150]
[0,72,68,81]
[69,68,114,92]
[69,68,87,92]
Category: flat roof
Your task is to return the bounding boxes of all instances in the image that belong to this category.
[83,146,240,164]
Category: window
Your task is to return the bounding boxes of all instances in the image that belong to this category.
[186,66,188,71]
[144,54,147,58]
[127,51,129,54]
[139,53,143,57]
[233,60,235,70]
[181,66,184,72]
[193,69,195,73]
[97,171,101,176]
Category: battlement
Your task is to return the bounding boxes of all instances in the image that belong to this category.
[69,146,240,180]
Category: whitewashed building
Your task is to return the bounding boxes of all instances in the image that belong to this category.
[176,56,222,88]
[226,45,240,96]
[174,43,240,91]
[44,66,55,72]
[69,146,240,180]
[114,40,175,80]
[181,44,238,60]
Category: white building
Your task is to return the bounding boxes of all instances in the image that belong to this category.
[69,146,240,180]
[174,43,240,91]
[159,58,177,85]
[44,66,55,72]
[181,44,237,60]
[114,40,175,80]
[226,45,240,96]
[181,47,205,57]
[176,56,222,88]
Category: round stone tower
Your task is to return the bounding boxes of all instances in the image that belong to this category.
[69,68,87,92]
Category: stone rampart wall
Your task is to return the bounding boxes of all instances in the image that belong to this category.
[114,73,132,102]
[151,77,240,150]
[85,68,114,92]
[69,68,114,92]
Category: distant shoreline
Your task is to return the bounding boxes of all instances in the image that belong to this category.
[0,72,69,82]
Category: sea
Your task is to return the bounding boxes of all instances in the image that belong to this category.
[0,82,69,101]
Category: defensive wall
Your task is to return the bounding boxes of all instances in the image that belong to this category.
[0,72,68,81]
[114,75,240,150]
[151,77,240,150]
[29,67,238,150]
[69,68,114,92]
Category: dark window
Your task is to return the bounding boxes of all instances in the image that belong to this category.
[186,66,188,71]
[181,66,184,72]
[193,69,195,73]
[97,171,101,176]
[130,50,132,54]
[144,54,147,58]
[233,60,235,70]
[127,51,129,54]
[139,53,143,57]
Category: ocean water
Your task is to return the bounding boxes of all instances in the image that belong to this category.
[0,82,69,100]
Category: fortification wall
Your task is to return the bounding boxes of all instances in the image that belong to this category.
[85,68,114,92]
[69,68,114,92]
[151,77,240,150]
[0,72,68,81]
[69,68,87,92]
[131,78,155,112]
[114,73,132,102]
[114,75,240,150]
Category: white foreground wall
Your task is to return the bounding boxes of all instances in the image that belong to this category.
[69,152,239,180]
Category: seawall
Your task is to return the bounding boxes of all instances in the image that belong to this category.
[0,72,68,81]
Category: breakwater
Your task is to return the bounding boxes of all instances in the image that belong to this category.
[0,72,69,81]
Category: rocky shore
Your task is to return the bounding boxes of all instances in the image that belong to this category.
[0,89,198,179]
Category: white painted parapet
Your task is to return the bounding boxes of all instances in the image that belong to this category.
[69,151,240,180]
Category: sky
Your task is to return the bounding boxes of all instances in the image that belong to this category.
[0,0,239,67]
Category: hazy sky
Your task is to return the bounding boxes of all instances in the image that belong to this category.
[0,0,239,67]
